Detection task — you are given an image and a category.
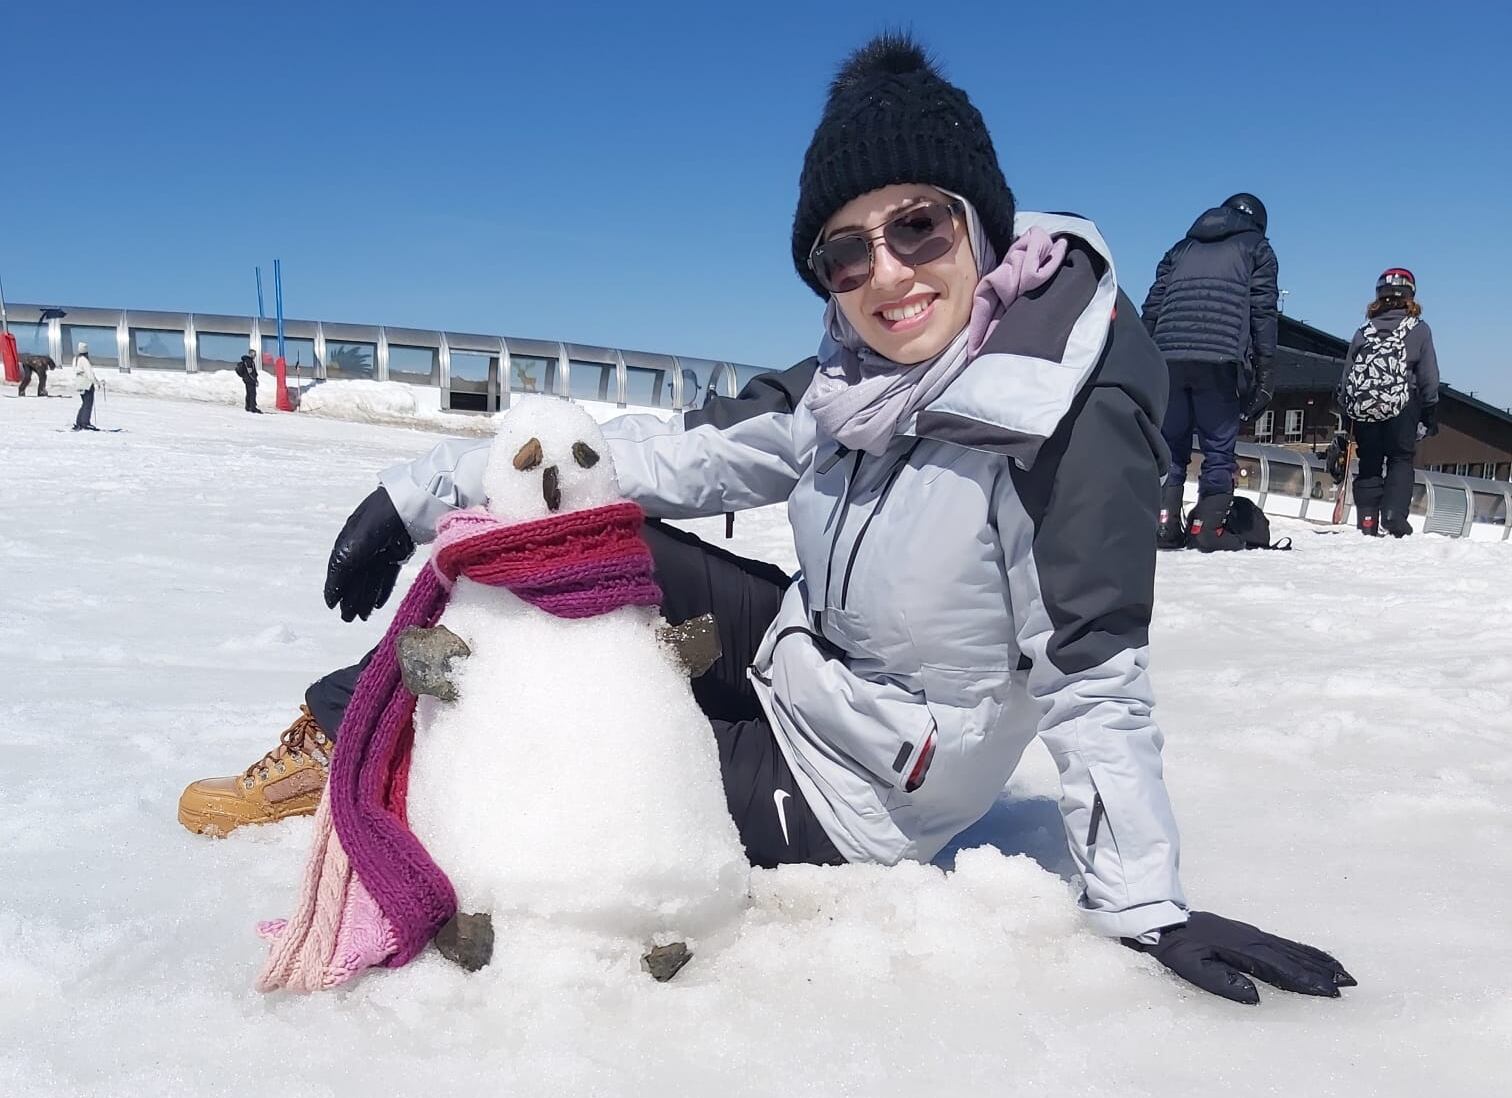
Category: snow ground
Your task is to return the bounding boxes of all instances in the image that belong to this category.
[1,392,1508,1097]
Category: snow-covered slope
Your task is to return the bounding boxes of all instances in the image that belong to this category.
[1,393,1506,1097]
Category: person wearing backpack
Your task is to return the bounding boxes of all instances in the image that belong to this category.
[1337,268,1439,537]
[1141,194,1280,549]
[235,349,264,413]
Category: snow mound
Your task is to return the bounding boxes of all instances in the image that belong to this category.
[297,379,418,421]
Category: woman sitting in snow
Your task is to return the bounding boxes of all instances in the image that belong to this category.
[181,33,1353,1004]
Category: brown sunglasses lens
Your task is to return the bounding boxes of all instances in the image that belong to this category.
[811,202,957,294]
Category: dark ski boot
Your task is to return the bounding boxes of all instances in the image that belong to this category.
[1353,477,1385,537]
[1156,483,1187,550]
[1381,511,1414,538]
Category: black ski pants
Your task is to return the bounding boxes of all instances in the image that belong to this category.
[73,386,96,430]
[243,380,260,413]
[1354,403,1419,520]
[303,519,844,870]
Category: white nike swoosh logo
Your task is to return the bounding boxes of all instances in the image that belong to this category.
[773,789,791,846]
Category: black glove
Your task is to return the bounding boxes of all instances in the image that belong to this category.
[323,488,415,622]
[1241,363,1274,422]
[1419,403,1438,438]
[1125,911,1356,1005]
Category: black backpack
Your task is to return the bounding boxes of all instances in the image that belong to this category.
[1189,494,1292,552]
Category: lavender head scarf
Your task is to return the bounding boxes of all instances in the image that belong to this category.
[804,192,1067,455]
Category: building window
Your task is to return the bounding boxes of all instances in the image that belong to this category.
[11,321,50,357]
[63,324,119,364]
[568,359,616,403]
[387,344,439,386]
[198,331,255,371]
[447,350,497,413]
[1254,410,1275,443]
[1284,408,1304,443]
[625,364,669,407]
[131,328,186,370]
[249,335,316,374]
[324,341,375,380]
[508,355,555,396]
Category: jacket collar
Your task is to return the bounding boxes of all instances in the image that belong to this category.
[907,212,1117,468]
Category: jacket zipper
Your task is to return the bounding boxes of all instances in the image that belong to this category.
[839,441,920,609]
[1087,794,1106,848]
[821,450,865,621]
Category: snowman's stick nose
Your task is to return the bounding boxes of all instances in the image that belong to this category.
[543,466,561,512]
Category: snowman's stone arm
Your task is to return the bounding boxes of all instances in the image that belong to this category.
[397,625,472,702]
[656,614,721,678]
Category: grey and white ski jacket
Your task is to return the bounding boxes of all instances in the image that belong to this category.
[380,213,1188,939]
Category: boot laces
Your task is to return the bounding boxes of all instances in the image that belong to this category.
[244,710,330,786]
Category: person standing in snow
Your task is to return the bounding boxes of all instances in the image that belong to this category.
[1337,268,1439,537]
[180,33,1354,1005]
[72,342,101,431]
[235,349,264,413]
[1141,194,1279,549]
[18,353,55,397]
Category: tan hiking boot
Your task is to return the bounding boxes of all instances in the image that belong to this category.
[178,706,335,836]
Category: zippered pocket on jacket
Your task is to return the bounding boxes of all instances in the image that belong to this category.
[1086,793,1106,849]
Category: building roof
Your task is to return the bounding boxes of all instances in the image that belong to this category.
[1272,346,1345,393]
[1278,315,1349,358]
[1441,385,1512,427]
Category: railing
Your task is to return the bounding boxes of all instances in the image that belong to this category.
[4,302,769,416]
[1223,442,1510,540]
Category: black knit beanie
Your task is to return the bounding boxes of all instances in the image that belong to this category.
[791,32,1016,298]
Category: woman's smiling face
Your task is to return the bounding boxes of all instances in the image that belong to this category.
[821,183,978,364]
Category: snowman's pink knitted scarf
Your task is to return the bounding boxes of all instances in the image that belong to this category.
[258,501,661,991]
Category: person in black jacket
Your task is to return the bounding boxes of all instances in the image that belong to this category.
[1141,194,1279,548]
[235,349,264,413]
[17,353,55,397]
[1339,268,1439,537]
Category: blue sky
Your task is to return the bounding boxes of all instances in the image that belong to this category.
[6,0,1509,401]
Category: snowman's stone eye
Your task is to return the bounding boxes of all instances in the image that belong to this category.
[513,438,543,471]
[572,442,600,469]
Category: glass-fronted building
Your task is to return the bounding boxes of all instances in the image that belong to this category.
[6,302,771,415]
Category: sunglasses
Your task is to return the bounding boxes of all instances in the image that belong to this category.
[808,199,963,295]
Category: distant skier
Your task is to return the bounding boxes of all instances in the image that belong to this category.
[72,342,100,431]
[1141,194,1280,549]
[235,349,263,413]
[1335,268,1440,537]
[18,353,55,397]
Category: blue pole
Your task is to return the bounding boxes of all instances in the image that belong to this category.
[256,267,266,319]
[274,259,286,358]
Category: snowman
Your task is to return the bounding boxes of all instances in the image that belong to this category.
[258,397,748,991]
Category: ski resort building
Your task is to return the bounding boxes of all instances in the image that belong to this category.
[3,301,768,417]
